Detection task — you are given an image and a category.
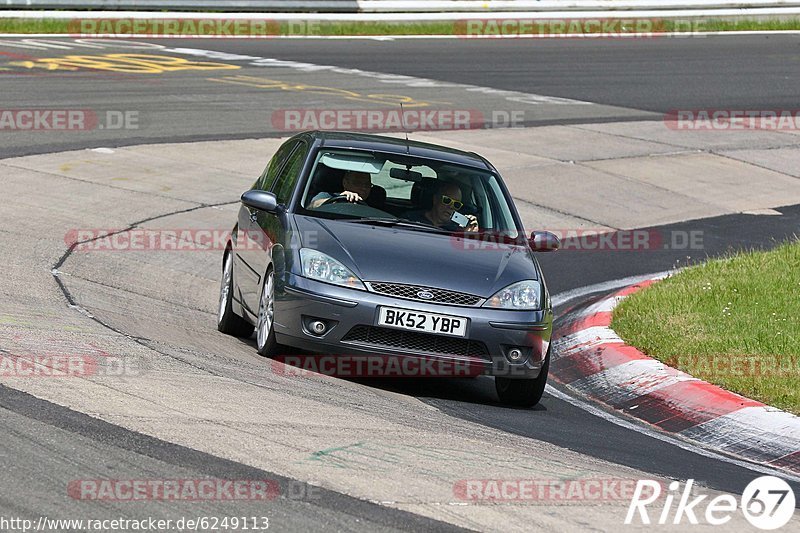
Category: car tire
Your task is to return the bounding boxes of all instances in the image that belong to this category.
[256,268,278,357]
[495,347,550,408]
[217,251,255,338]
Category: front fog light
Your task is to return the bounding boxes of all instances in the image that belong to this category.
[507,348,524,362]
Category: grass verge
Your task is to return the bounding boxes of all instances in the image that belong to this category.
[1,18,800,36]
[612,240,800,414]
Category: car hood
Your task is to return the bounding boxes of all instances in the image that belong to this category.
[294,215,538,297]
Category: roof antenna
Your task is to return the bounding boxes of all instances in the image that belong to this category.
[399,102,410,155]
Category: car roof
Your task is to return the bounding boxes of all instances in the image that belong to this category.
[300,130,493,171]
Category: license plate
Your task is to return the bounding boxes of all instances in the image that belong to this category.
[377,307,468,337]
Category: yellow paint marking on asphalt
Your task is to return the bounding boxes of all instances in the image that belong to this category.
[208,75,449,107]
[59,159,114,173]
[0,315,30,326]
[7,60,77,71]
[8,54,240,74]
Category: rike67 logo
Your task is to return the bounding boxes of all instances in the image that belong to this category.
[626,476,795,530]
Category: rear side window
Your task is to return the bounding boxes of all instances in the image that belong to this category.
[255,140,298,191]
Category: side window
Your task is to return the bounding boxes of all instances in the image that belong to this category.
[272,142,309,205]
[256,140,298,191]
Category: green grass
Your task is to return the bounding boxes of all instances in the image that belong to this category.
[612,240,800,414]
[0,18,70,34]
[1,17,800,36]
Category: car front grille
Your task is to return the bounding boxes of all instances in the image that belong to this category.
[367,282,482,307]
[341,325,490,359]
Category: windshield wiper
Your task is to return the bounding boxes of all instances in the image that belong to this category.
[343,217,451,234]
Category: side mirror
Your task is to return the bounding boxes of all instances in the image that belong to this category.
[529,231,560,252]
[241,190,279,213]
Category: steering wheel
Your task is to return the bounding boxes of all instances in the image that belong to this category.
[322,194,368,206]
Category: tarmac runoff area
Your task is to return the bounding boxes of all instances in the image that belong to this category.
[1,121,799,531]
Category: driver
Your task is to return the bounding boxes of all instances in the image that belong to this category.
[310,171,372,208]
[405,181,479,232]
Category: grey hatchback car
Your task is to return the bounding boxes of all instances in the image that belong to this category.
[217,131,559,407]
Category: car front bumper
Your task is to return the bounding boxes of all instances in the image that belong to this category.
[272,274,552,379]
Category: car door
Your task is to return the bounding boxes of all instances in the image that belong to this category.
[258,140,310,293]
[238,139,310,315]
[235,139,299,317]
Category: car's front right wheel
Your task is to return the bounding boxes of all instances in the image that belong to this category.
[495,348,550,408]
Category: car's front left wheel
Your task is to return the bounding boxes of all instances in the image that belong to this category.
[218,251,255,338]
[256,269,278,357]
[495,347,550,408]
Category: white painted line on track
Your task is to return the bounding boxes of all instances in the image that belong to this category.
[552,326,625,352]
[683,406,800,459]
[551,270,673,308]
[545,383,800,483]
[569,359,698,399]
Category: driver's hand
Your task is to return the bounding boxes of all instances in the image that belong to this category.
[341,190,363,203]
[465,214,479,232]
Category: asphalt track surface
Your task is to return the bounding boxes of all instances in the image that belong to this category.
[0,385,464,532]
[185,36,800,112]
[1,35,800,529]
[1,34,800,157]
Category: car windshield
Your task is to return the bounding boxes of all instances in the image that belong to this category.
[298,149,520,238]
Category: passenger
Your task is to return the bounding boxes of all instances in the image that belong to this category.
[310,171,372,208]
[405,181,478,232]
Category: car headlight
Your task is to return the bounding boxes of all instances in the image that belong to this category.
[483,280,542,310]
[299,248,365,290]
